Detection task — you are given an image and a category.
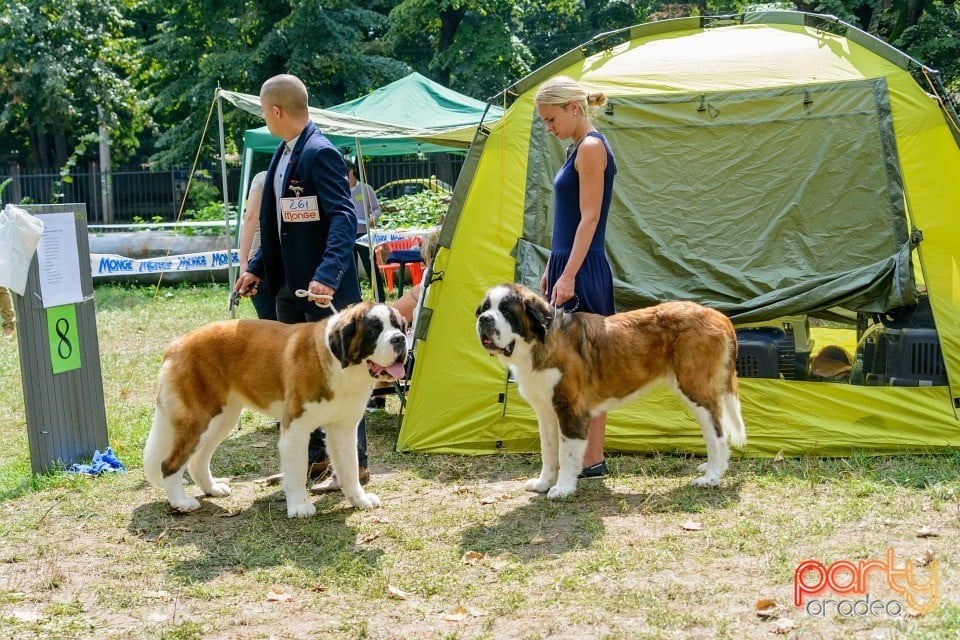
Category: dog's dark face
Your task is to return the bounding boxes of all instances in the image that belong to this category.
[476,283,551,358]
[328,302,408,380]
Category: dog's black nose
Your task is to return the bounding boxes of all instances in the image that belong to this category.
[390,333,406,349]
[478,314,494,328]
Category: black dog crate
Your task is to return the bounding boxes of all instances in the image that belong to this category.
[735,322,810,380]
[851,324,947,386]
[851,297,947,387]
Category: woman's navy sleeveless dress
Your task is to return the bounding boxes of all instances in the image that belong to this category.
[546,131,617,315]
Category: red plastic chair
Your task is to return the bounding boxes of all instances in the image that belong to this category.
[374,236,424,295]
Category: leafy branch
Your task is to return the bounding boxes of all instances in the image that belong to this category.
[0,178,11,206]
[51,132,99,203]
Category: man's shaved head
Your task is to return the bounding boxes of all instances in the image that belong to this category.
[260,74,309,118]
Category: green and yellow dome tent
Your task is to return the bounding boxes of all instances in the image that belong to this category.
[397,11,960,457]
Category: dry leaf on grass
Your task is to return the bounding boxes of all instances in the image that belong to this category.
[452,484,470,494]
[387,585,408,600]
[773,450,784,462]
[443,604,484,622]
[249,441,270,448]
[914,549,936,567]
[917,525,939,538]
[444,604,468,622]
[769,618,796,634]
[461,551,485,565]
[755,599,779,619]
[681,520,704,531]
[311,583,327,593]
[265,588,292,603]
[358,532,381,544]
[480,494,510,505]
[218,509,242,518]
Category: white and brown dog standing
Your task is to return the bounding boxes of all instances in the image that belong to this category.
[144,302,408,518]
[477,283,746,499]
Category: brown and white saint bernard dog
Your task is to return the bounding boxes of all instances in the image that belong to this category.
[476,283,746,499]
[144,302,408,518]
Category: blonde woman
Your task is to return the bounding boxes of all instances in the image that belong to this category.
[535,76,617,478]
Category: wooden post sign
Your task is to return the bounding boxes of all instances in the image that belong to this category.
[13,204,108,473]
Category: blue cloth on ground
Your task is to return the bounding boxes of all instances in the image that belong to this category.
[68,447,126,475]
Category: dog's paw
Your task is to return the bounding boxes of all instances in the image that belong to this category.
[349,492,382,510]
[525,478,552,493]
[205,482,231,498]
[547,483,576,500]
[169,497,201,512]
[287,501,317,518]
[697,462,709,473]
[691,475,721,488]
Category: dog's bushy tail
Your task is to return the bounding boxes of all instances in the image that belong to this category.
[142,404,172,487]
[721,393,747,448]
[720,330,747,448]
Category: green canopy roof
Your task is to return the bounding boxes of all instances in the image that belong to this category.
[227,72,503,157]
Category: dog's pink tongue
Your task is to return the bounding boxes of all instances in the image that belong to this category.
[385,361,406,379]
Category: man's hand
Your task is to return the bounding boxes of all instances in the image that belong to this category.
[308,280,335,298]
[235,272,261,297]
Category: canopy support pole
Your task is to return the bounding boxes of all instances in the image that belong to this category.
[216,87,237,315]
[354,139,380,303]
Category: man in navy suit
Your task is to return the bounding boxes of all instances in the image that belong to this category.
[235,74,369,489]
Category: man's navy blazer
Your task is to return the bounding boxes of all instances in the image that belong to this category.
[247,121,361,313]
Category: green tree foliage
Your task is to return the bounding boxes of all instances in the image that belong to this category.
[386,0,535,99]
[137,0,409,168]
[516,0,654,69]
[895,0,960,99]
[133,0,283,168]
[0,0,150,169]
[0,0,957,170]
[261,0,410,103]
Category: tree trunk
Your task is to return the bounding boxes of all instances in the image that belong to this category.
[853,4,874,31]
[54,129,69,170]
[905,0,927,27]
[436,5,466,87]
[31,125,50,171]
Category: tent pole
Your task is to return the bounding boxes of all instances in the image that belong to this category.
[216,86,237,316]
[354,138,379,302]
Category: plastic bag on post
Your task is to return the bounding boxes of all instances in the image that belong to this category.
[0,204,45,295]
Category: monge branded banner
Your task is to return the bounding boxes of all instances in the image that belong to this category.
[91,250,241,277]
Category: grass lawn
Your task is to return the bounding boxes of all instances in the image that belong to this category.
[0,282,957,639]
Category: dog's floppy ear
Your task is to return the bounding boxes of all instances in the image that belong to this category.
[328,312,359,368]
[389,305,408,336]
[475,294,490,318]
[524,290,551,344]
